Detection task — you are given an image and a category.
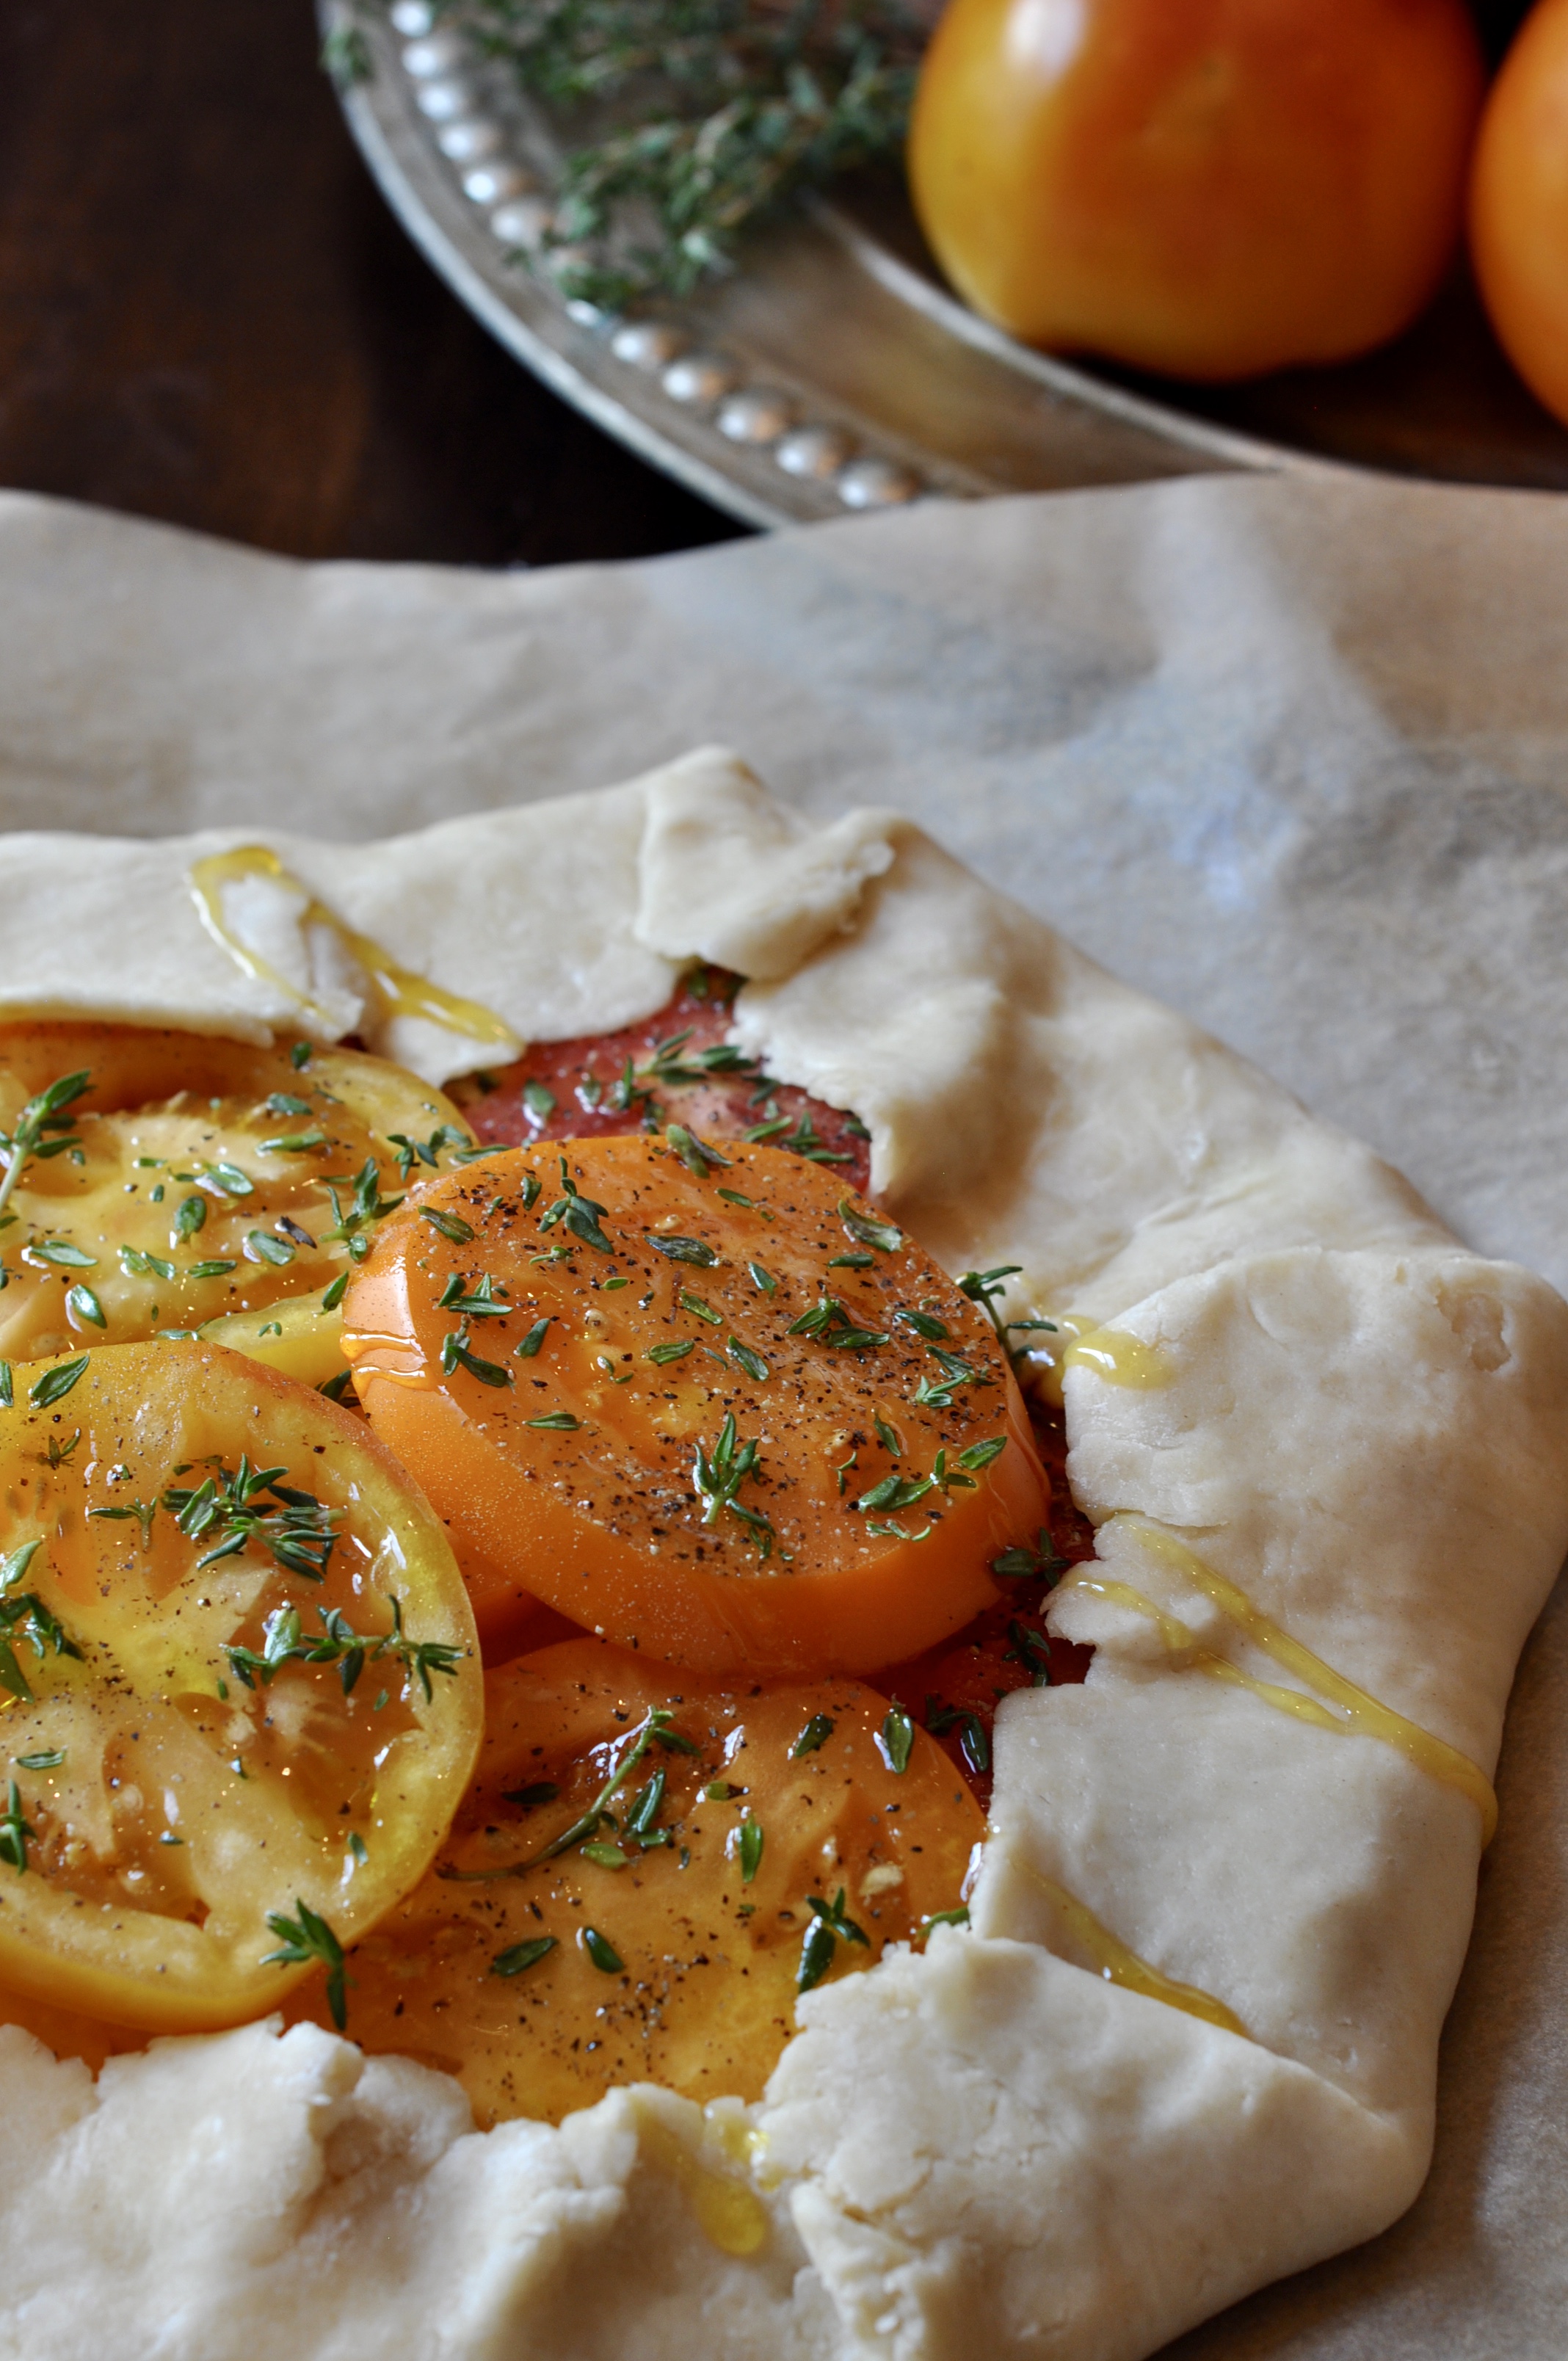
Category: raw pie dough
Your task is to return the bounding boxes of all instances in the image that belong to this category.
[2,749,1567,2361]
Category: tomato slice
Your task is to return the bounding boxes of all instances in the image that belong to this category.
[449,967,871,1192]
[0,1023,473,1360]
[342,1137,1048,1672]
[288,1636,984,2125]
[0,1341,482,2031]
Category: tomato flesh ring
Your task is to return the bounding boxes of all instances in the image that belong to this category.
[343,1138,1049,1673]
[0,1342,482,2032]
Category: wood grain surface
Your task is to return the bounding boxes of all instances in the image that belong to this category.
[0,0,747,565]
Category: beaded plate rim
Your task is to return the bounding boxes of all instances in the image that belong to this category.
[330,2,1300,529]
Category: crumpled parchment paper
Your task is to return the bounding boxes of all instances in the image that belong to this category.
[3,471,1566,2358]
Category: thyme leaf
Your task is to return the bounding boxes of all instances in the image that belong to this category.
[445,1703,699,1884]
[263,1898,349,2028]
[163,1454,339,1580]
[692,1410,775,1555]
[791,1711,834,1758]
[0,1779,35,1874]
[491,1934,556,1976]
[798,1884,869,1991]
[878,1701,913,1774]
[0,1068,92,1230]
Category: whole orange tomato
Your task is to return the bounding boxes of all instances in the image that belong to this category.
[909,0,1487,380]
[1470,0,1568,428]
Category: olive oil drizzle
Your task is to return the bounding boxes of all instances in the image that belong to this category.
[1061,1328,1175,1390]
[1033,1313,1175,1405]
[189,846,516,1052]
[1014,1860,1249,2040]
[636,2114,771,2257]
[1061,1520,1498,1843]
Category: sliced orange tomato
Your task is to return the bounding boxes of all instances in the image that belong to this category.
[909,0,1486,380]
[1470,0,1568,431]
[288,1636,984,2124]
[0,1341,481,2032]
[0,1023,473,1363]
[343,1137,1048,1672]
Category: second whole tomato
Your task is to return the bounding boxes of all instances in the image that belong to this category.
[1469,0,1568,430]
[908,0,1487,380]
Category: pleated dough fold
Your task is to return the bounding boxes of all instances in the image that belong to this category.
[3,750,1565,2361]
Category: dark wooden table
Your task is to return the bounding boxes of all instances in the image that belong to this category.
[0,0,748,567]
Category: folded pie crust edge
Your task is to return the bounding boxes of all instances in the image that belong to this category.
[1,747,1565,2361]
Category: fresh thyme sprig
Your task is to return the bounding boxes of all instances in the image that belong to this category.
[0,1542,84,1705]
[319,1158,404,1263]
[0,1779,35,1875]
[225,1595,464,1702]
[443,1702,700,1882]
[692,1410,775,1555]
[163,1457,341,1581]
[798,1883,868,1991]
[0,1069,92,1234]
[263,1898,349,2029]
[371,0,925,309]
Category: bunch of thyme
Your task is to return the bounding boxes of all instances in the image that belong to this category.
[380,0,926,307]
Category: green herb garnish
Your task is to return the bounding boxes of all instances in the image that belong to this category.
[692,1411,775,1556]
[491,1934,557,1977]
[440,1323,513,1388]
[0,1069,92,1232]
[28,1355,90,1409]
[0,1779,35,1875]
[925,1700,990,1776]
[666,1123,731,1177]
[163,1455,339,1579]
[991,1527,1068,1584]
[646,1233,718,1266]
[879,1702,914,1774]
[23,1239,97,1269]
[245,1230,296,1267]
[446,1704,699,1884]
[791,1712,835,1758]
[581,1926,624,1973]
[798,1885,869,1992]
[838,1199,902,1254]
[388,1123,470,1181]
[263,1898,349,2029]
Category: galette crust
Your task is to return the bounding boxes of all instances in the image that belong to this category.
[1,749,1566,2361]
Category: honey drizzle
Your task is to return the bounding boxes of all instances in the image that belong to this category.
[188,846,516,1050]
[1062,1575,1349,1737]
[1033,1313,1175,1407]
[1061,1521,1498,1843]
[1061,1329,1175,1390]
[1015,1861,1249,2040]
[636,2114,771,2257]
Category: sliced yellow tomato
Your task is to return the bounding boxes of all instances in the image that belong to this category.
[343,1138,1048,1672]
[289,1636,984,2125]
[0,1023,473,1360]
[200,1294,349,1392]
[0,1341,482,2032]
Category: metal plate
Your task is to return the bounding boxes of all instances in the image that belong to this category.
[335,3,1568,529]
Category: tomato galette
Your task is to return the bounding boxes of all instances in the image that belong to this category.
[0,748,1564,2361]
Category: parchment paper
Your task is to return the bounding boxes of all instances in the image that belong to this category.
[1,471,1566,2357]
